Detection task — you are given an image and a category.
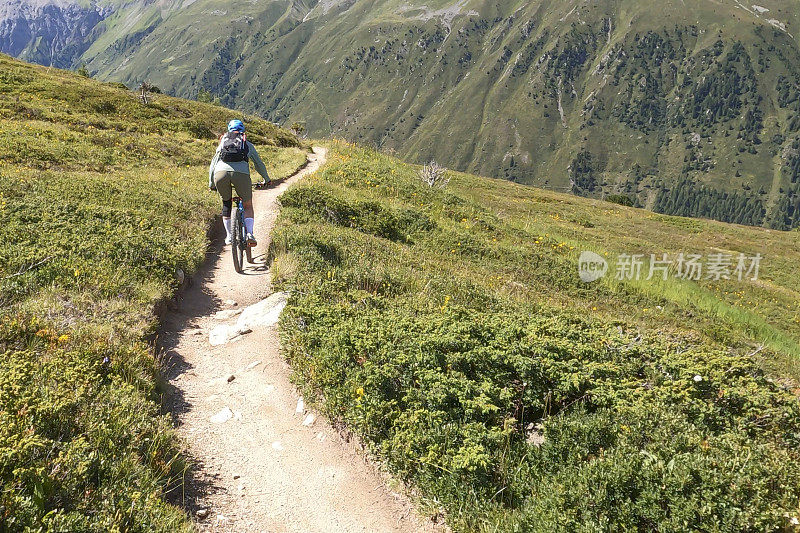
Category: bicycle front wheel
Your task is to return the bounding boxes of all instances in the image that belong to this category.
[232,214,244,273]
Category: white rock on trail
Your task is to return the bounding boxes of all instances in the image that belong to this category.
[209,324,253,346]
[296,398,305,414]
[236,292,289,331]
[214,309,242,320]
[302,413,316,427]
[209,325,231,346]
[211,407,234,424]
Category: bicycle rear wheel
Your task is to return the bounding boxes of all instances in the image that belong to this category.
[231,212,244,273]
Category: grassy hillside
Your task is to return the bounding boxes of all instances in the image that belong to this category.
[271,140,800,531]
[0,55,305,530]
[61,0,800,229]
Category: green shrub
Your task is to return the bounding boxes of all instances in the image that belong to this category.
[280,185,434,243]
[104,81,130,91]
[0,336,189,532]
[604,193,634,206]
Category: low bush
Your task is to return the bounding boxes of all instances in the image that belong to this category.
[104,81,130,91]
[605,193,635,206]
[280,185,434,243]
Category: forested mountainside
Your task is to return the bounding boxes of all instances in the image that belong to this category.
[5,0,800,229]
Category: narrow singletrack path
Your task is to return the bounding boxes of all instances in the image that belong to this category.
[160,147,435,532]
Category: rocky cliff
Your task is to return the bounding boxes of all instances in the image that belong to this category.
[0,0,110,68]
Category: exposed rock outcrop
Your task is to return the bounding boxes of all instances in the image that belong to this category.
[0,0,111,68]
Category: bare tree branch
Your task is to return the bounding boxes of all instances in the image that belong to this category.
[419,161,450,189]
[3,256,54,279]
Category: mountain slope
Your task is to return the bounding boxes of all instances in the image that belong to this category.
[272,139,800,530]
[2,51,800,530]
[0,54,304,530]
[5,0,800,228]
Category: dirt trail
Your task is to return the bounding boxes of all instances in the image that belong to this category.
[160,147,436,532]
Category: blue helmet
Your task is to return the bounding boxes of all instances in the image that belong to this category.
[227,119,245,132]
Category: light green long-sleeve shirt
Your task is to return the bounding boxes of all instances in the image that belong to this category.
[208,140,270,188]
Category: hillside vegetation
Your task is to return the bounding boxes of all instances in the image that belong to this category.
[271,140,800,531]
[22,0,800,229]
[0,55,305,530]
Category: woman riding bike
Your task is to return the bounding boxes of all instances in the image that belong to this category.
[208,119,271,246]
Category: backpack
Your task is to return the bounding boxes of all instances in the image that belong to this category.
[219,131,249,163]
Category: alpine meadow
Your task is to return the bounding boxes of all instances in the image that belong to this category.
[0,55,305,530]
[1,0,800,531]
[271,140,800,531]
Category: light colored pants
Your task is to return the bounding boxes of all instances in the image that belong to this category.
[214,170,252,201]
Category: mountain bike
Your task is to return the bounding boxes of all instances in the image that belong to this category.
[230,180,269,274]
